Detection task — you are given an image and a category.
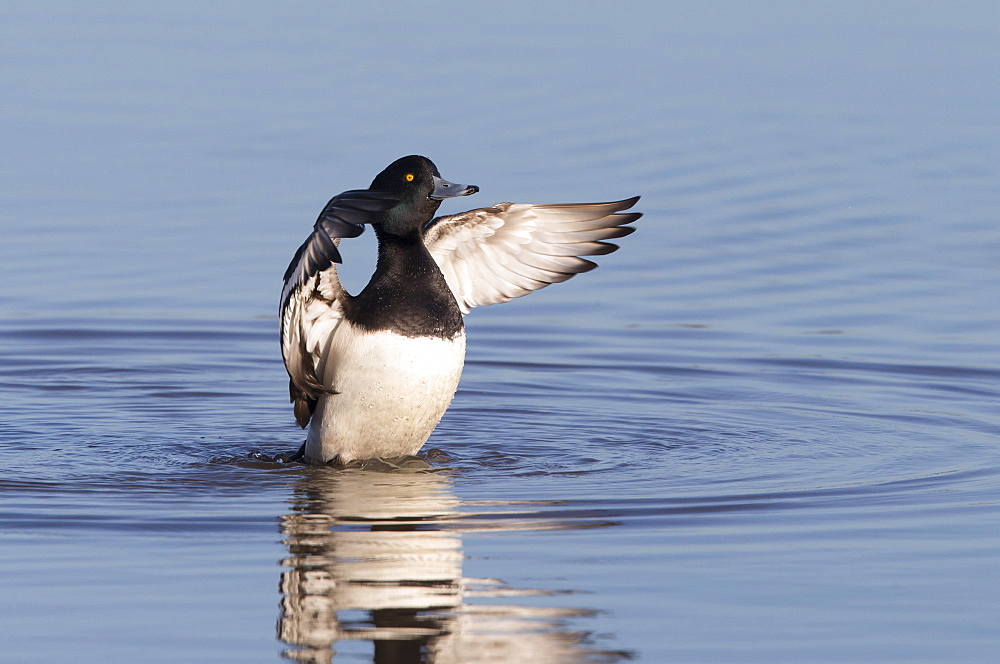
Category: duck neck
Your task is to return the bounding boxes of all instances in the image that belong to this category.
[345,229,464,338]
[371,229,432,281]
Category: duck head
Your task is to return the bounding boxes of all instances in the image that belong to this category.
[369,155,478,236]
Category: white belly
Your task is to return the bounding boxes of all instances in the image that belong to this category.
[305,328,466,463]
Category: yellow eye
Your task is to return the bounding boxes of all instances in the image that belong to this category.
[405,173,415,182]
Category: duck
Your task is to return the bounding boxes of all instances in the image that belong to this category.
[279,155,640,465]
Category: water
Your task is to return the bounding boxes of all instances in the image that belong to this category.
[2,2,999,662]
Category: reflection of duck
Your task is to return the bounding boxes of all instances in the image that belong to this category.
[278,469,460,662]
[277,469,629,663]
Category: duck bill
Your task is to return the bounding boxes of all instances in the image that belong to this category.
[429,176,479,200]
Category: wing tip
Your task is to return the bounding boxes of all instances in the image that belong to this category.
[619,195,641,210]
[615,212,642,226]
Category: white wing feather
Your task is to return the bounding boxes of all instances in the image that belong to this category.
[280,240,346,427]
[422,197,640,313]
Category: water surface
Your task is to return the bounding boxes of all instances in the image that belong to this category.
[2,2,999,662]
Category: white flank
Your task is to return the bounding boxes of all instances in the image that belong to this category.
[304,327,466,463]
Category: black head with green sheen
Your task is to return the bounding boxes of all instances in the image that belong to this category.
[369,155,478,235]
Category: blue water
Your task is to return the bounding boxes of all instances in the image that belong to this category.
[2,2,999,662]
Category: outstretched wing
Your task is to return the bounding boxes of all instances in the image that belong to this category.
[279,189,399,427]
[422,197,640,314]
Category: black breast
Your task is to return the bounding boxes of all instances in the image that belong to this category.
[342,235,464,339]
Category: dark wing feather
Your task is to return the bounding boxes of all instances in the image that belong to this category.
[282,189,399,290]
[422,197,640,313]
